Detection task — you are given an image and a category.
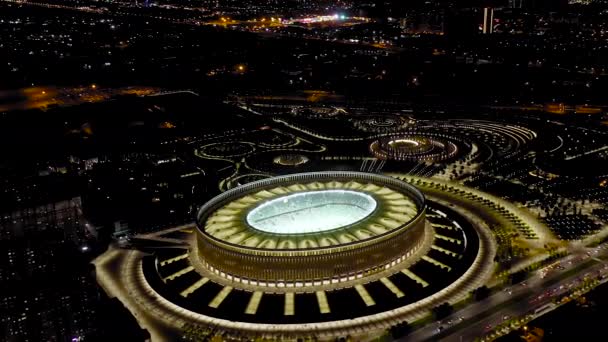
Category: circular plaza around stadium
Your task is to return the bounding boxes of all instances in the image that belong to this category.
[93,172,513,341]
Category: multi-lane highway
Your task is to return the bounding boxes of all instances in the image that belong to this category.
[400,246,608,342]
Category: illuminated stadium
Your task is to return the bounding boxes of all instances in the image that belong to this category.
[93,172,513,341]
[196,172,426,283]
[90,105,561,341]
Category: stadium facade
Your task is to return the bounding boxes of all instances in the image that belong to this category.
[196,171,427,284]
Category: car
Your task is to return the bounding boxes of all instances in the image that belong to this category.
[503,315,510,321]
[484,324,493,332]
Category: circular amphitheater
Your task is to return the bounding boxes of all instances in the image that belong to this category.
[370,134,461,162]
[198,142,255,158]
[352,115,415,133]
[291,106,342,118]
[272,154,310,166]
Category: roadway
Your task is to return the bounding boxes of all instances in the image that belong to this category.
[400,246,608,342]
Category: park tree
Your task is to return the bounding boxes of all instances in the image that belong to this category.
[432,302,454,320]
[472,285,491,301]
[389,321,411,339]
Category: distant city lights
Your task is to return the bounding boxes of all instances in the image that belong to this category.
[284,14,365,25]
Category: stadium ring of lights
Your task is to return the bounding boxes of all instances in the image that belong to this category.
[223,173,271,191]
[196,171,427,284]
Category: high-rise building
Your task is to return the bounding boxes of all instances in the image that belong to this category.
[482,7,494,34]
[508,0,523,8]
[0,175,100,341]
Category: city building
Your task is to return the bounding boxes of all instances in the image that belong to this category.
[482,7,495,34]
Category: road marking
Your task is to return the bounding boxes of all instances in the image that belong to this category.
[422,255,452,271]
[163,265,194,282]
[355,284,376,306]
[209,286,232,308]
[284,292,295,316]
[431,223,455,230]
[435,234,462,244]
[160,253,189,266]
[316,291,330,313]
[380,277,404,298]
[245,291,263,315]
[402,269,429,287]
[180,277,209,297]
[431,245,460,257]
